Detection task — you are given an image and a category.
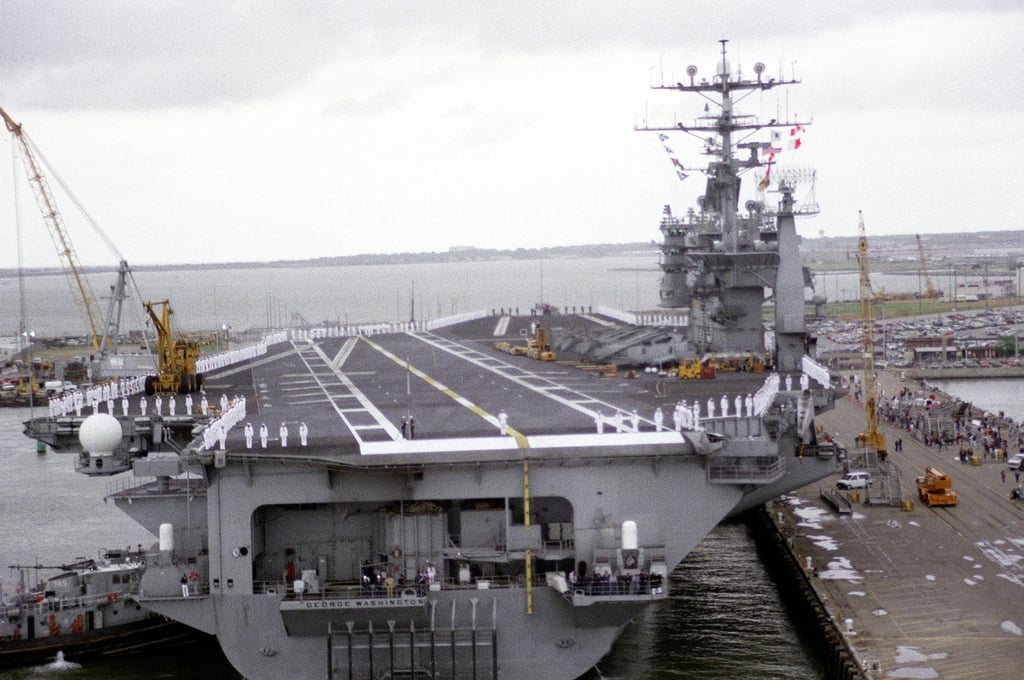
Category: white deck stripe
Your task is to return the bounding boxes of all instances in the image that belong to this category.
[330,337,359,370]
[492,316,511,336]
[360,431,685,456]
[358,336,528,448]
[289,340,403,442]
[412,332,652,425]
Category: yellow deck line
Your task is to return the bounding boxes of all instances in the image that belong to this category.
[359,336,529,449]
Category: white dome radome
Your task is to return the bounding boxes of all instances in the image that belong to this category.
[79,413,123,454]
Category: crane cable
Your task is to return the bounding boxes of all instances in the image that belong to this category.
[24,135,160,351]
[20,130,125,263]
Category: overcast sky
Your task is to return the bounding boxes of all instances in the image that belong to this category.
[0,1,1020,268]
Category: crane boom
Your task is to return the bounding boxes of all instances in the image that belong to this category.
[915,233,939,299]
[855,211,887,458]
[1,107,104,352]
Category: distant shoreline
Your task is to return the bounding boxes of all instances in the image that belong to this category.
[0,242,656,278]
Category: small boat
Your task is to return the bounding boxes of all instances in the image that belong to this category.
[0,548,209,669]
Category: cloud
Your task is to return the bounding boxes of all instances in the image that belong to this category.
[0,1,1020,268]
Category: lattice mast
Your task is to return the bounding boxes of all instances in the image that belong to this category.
[2,107,104,352]
[855,211,887,456]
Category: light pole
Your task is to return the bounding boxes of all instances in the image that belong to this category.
[20,330,35,363]
[221,324,231,351]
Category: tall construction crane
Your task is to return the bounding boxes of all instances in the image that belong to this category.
[915,233,940,299]
[854,211,887,459]
[1,106,124,353]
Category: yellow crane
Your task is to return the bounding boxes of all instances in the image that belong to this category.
[854,211,887,458]
[915,233,940,299]
[143,300,203,395]
[2,106,111,352]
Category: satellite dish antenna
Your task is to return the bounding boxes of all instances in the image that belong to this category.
[753,62,765,78]
[686,64,698,85]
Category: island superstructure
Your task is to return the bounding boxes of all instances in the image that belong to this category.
[24,42,842,680]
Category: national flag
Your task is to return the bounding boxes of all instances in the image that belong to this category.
[676,169,688,181]
[663,145,674,154]
[658,133,669,142]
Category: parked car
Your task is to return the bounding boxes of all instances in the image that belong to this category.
[1007,454,1024,471]
[837,471,872,490]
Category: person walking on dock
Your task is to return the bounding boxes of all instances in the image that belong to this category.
[1002,469,1007,484]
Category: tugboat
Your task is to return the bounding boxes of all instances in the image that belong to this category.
[0,548,205,669]
[23,42,842,679]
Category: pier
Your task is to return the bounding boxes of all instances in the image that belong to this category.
[774,369,1024,679]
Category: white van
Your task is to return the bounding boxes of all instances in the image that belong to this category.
[836,471,871,490]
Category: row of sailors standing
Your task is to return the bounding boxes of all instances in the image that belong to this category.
[195,340,271,375]
[199,396,248,450]
[583,372,812,435]
[49,386,232,419]
[48,376,146,417]
[239,421,309,449]
[590,393,757,434]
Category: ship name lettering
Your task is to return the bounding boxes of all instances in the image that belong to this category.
[301,598,421,609]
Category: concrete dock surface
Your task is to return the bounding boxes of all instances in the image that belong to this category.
[772,370,1024,679]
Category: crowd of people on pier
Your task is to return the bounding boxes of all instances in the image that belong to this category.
[875,382,1024,464]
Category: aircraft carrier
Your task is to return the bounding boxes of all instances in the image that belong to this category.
[24,41,843,679]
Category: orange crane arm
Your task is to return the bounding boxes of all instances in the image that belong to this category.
[2,107,103,351]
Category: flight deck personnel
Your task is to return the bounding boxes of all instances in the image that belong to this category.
[200,395,209,415]
[299,422,309,446]
[185,393,193,415]
[181,574,189,597]
[169,396,176,416]
[259,423,269,448]
[280,423,289,447]
[244,423,254,449]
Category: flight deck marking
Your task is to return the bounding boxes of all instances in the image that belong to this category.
[492,316,511,336]
[411,332,651,427]
[358,336,529,449]
[288,340,401,442]
[330,338,358,370]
